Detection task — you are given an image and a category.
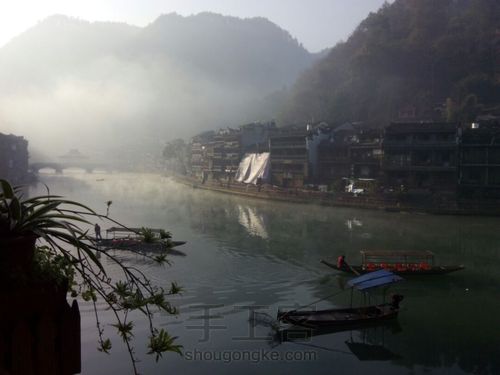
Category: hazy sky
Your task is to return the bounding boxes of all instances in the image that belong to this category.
[0,0,390,52]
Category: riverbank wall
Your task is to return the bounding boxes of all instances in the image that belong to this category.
[171,175,500,217]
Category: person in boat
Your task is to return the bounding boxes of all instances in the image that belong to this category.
[390,294,404,310]
[94,223,102,241]
[337,254,347,269]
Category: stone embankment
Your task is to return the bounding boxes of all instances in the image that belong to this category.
[170,175,500,217]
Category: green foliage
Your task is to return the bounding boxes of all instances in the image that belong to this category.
[98,338,112,354]
[140,227,156,243]
[32,245,76,287]
[282,0,500,126]
[153,253,168,264]
[159,229,172,239]
[169,281,183,295]
[1,179,102,273]
[0,179,182,374]
[113,321,135,342]
[148,329,183,361]
[82,288,97,302]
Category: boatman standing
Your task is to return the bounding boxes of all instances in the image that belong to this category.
[337,254,346,269]
[94,223,102,241]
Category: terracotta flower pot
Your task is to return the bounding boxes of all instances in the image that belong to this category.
[0,234,38,274]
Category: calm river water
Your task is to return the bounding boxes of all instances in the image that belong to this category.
[32,172,500,375]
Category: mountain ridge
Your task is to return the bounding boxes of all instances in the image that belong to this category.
[0,13,319,161]
[280,0,500,126]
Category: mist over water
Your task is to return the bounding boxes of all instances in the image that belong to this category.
[30,172,500,375]
[0,56,260,160]
[0,13,316,164]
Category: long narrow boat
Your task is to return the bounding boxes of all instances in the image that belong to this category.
[97,238,186,248]
[96,227,186,253]
[277,304,398,328]
[278,270,404,329]
[321,250,464,275]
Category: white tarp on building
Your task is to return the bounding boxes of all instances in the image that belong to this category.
[235,152,270,184]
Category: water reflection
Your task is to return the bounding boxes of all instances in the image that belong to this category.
[274,323,403,360]
[30,174,500,375]
[237,205,269,239]
[345,218,363,231]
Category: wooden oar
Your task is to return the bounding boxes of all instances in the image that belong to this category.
[345,261,360,276]
[278,289,345,321]
[320,259,360,276]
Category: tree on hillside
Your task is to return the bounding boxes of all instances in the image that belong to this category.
[280,0,500,127]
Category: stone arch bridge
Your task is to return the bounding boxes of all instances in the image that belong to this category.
[30,161,109,174]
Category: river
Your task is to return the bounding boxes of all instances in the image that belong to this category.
[31,172,500,375]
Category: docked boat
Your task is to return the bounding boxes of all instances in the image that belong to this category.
[97,227,186,252]
[97,238,186,248]
[321,250,464,275]
[277,270,404,329]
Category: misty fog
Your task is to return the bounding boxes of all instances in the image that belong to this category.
[0,13,316,166]
[0,55,260,162]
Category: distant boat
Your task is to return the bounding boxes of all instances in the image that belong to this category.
[278,270,404,329]
[321,250,464,275]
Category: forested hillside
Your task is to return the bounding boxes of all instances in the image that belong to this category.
[281,0,500,126]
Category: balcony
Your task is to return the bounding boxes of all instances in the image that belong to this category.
[271,154,307,161]
[383,161,456,171]
[352,159,380,165]
[384,141,456,149]
[270,144,306,150]
[318,157,350,163]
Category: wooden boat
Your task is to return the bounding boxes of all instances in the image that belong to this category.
[97,227,186,252]
[321,250,464,275]
[97,238,186,248]
[278,270,404,329]
[277,304,398,328]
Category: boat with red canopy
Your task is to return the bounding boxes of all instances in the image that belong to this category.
[321,250,464,275]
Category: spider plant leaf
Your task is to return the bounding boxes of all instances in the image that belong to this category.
[21,195,64,206]
[8,197,21,221]
[1,197,12,219]
[20,201,62,224]
[0,179,14,199]
[54,199,98,215]
[30,213,90,225]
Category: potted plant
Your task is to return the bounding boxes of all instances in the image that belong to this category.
[0,179,98,275]
[0,179,182,374]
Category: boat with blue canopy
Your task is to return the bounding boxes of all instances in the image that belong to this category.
[277,270,404,328]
